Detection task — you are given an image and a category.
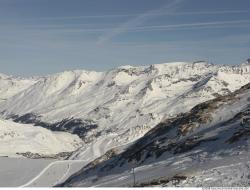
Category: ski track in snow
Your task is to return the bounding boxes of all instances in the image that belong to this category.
[20,160,87,187]
[53,163,71,186]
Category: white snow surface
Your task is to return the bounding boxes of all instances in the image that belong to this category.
[0,74,37,103]
[0,119,82,156]
[0,157,52,187]
[20,160,88,187]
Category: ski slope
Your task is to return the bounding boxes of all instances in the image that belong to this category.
[0,157,52,187]
[20,160,87,187]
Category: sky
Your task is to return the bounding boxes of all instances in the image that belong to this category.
[0,0,250,76]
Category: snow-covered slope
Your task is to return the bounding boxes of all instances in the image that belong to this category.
[0,119,82,157]
[60,83,250,187]
[0,74,37,103]
[0,157,52,187]
[0,62,250,161]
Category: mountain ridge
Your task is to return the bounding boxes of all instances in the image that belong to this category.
[0,61,249,161]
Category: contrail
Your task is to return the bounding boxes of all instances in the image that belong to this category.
[35,10,250,20]
[97,0,184,44]
[129,19,250,31]
[28,19,250,33]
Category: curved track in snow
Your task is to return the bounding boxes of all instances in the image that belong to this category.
[20,160,87,187]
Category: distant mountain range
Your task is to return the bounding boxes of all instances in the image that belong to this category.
[0,61,250,187]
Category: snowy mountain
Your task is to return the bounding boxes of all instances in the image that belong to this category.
[0,61,250,161]
[60,82,250,187]
[0,61,250,187]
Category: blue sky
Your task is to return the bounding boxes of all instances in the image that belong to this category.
[0,0,250,76]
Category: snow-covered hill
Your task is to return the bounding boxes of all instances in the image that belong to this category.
[60,82,250,187]
[0,61,250,161]
[0,74,37,103]
[0,119,82,157]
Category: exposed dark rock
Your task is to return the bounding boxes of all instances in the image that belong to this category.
[11,113,41,124]
[107,81,116,87]
[16,151,73,159]
[221,80,229,87]
[172,75,203,84]
[193,60,206,64]
[226,129,250,144]
[173,137,218,154]
[192,74,213,90]
[212,93,221,98]
[134,174,187,187]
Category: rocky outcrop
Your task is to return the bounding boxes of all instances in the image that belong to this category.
[16,151,73,160]
[135,175,187,187]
